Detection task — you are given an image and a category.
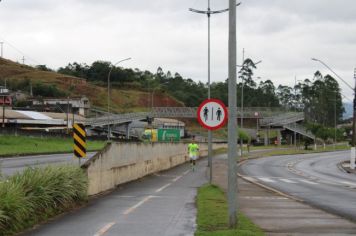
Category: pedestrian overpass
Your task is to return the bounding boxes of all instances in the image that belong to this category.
[85,107,314,142]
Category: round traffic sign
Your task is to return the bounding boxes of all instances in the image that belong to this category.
[197,99,228,130]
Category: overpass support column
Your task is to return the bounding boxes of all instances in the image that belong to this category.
[264,130,268,146]
[277,129,281,147]
[125,123,131,140]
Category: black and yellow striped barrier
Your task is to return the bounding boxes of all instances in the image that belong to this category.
[73,123,86,158]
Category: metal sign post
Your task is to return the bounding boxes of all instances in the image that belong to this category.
[197,98,228,183]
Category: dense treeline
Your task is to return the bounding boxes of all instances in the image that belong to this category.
[56,59,344,127]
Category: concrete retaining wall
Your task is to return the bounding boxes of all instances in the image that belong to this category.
[82,142,227,196]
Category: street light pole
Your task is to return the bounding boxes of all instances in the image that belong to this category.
[311,58,355,145]
[238,58,261,155]
[334,91,337,150]
[240,48,245,156]
[353,68,356,146]
[311,58,356,166]
[107,57,131,141]
[2,94,5,128]
[189,1,239,184]
[228,0,238,228]
[0,42,3,58]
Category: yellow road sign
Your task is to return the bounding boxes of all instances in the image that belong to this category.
[73,123,86,158]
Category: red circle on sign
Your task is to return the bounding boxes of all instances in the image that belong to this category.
[197,98,228,130]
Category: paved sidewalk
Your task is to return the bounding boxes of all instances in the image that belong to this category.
[212,154,356,236]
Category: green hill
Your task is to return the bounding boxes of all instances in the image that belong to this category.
[0,58,183,112]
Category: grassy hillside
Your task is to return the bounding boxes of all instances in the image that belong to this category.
[0,58,183,112]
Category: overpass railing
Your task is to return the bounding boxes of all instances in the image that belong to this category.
[284,122,315,139]
[260,112,304,126]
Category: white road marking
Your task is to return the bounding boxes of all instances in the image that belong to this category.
[155,183,171,193]
[183,170,190,175]
[172,175,183,182]
[241,196,288,200]
[94,222,115,236]
[299,179,318,185]
[258,177,275,183]
[117,195,136,198]
[279,179,297,183]
[154,174,179,178]
[340,181,356,187]
[123,195,154,215]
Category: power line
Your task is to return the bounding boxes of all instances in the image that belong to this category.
[0,36,41,65]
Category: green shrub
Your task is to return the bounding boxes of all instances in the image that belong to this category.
[0,165,88,235]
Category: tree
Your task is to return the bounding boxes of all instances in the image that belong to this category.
[36,65,53,72]
[301,72,344,126]
[277,85,293,109]
[238,58,257,89]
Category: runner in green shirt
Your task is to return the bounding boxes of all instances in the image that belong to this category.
[187,136,199,171]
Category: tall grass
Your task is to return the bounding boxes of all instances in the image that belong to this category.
[0,165,88,236]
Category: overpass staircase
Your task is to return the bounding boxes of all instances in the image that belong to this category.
[260,112,315,140]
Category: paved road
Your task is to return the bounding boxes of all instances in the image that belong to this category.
[0,152,96,176]
[25,160,207,236]
[239,150,356,221]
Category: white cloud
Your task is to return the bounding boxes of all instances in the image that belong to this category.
[0,0,355,101]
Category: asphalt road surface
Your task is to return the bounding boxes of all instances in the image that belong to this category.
[25,160,206,236]
[239,150,356,221]
[0,152,96,176]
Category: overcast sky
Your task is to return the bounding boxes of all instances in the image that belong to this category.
[0,0,355,101]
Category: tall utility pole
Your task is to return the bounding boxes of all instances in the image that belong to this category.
[189,0,232,184]
[228,0,239,228]
[240,48,244,156]
[311,58,355,145]
[311,58,356,166]
[67,97,70,134]
[294,76,297,149]
[238,53,261,155]
[21,56,25,64]
[2,95,5,128]
[0,42,3,58]
[353,68,356,146]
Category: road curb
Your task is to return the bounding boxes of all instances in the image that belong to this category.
[338,160,356,174]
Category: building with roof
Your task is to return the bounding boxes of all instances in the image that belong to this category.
[0,109,85,132]
[31,96,90,116]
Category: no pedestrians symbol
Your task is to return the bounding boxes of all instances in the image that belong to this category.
[197,99,228,130]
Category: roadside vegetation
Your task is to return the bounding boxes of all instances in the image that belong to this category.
[0,135,106,156]
[0,165,88,236]
[195,184,264,236]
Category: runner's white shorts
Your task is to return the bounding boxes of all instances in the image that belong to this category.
[189,154,198,161]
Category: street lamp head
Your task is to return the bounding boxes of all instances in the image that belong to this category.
[311,58,318,62]
[113,57,131,66]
